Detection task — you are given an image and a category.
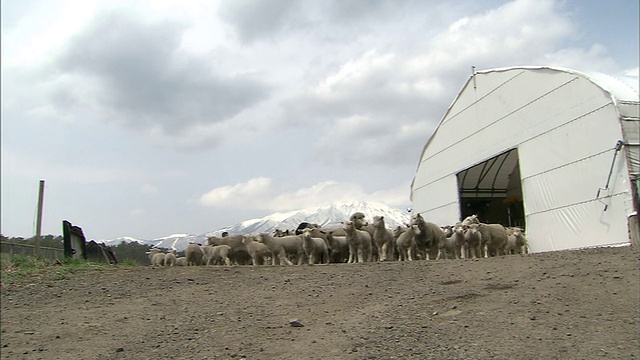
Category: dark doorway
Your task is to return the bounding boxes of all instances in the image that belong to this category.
[456,148,525,228]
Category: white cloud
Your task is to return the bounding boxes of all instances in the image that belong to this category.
[199,177,272,207]
[199,177,410,211]
[625,67,639,77]
[141,184,159,197]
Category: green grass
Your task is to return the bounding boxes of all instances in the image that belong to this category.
[120,258,140,266]
[0,253,109,283]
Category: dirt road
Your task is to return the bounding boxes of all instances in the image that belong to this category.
[1,246,638,359]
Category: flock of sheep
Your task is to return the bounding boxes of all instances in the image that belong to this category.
[145,213,528,267]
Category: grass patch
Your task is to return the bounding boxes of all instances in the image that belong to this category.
[1,253,108,283]
[120,258,140,267]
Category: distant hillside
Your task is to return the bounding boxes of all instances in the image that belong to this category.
[99,201,411,252]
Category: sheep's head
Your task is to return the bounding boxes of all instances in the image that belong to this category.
[349,212,368,228]
[241,235,256,244]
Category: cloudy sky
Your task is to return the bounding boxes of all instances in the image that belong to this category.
[2,0,638,240]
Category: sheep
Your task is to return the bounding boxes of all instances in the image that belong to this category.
[300,228,330,265]
[207,235,252,265]
[184,243,205,266]
[256,233,305,265]
[242,235,274,265]
[164,249,177,266]
[372,216,395,261]
[463,224,483,259]
[145,248,166,266]
[441,225,454,238]
[411,214,444,260]
[477,223,509,257]
[462,214,480,226]
[504,227,528,255]
[439,225,464,259]
[175,256,187,266]
[349,212,369,229]
[326,233,349,263]
[342,220,372,263]
[202,244,232,266]
[254,233,293,265]
[395,224,420,261]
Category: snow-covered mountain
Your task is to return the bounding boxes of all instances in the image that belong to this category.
[99,201,411,252]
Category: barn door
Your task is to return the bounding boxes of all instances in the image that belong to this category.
[456,148,525,228]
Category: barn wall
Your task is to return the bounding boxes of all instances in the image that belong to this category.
[412,67,636,252]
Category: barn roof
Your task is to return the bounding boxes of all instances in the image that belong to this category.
[449,66,638,198]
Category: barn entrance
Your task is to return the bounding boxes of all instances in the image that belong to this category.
[456,148,525,228]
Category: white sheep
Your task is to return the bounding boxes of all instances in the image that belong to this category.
[300,228,330,265]
[411,214,444,260]
[439,225,464,259]
[478,223,509,257]
[202,244,232,266]
[461,214,480,226]
[505,227,528,255]
[256,233,305,265]
[175,256,187,266]
[372,216,395,261]
[463,224,483,259]
[242,235,274,265]
[164,249,177,266]
[184,243,205,266]
[326,232,349,263]
[145,248,166,266]
[342,220,372,263]
[254,233,293,265]
[207,235,252,265]
[396,224,420,261]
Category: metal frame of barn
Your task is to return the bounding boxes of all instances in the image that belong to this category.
[410,66,639,252]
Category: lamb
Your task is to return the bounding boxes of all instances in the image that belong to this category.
[411,214,444,260]
[164,249,177,266]
[477,223,509,257]
[395,224,420,261]
[326,232,349,263]
[461,214,480,226]
[256,233,305,265]
[184,243,205,266]
[254,233,293,265]
[175,257,187,266]
[145,248,166,266]
[372,216,395,261]
[207,235,252,265]
[202,244,232,266]
[463,224,483,259]
[300,228,330,265]
[504,227,528,255]
[242,235,274,265]
[342,220,372,263]
[439,225,464,259]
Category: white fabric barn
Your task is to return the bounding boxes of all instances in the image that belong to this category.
[410,66,639,252]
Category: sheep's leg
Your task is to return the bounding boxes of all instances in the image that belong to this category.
[279,252,293,266]
[308,254,316,265]
[379,244,387,262]
[348,244,356,263]
[356,247,364,263]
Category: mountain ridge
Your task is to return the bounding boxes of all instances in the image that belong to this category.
[99,201,411,252]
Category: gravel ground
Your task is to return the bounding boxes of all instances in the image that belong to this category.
[1,246,638,360]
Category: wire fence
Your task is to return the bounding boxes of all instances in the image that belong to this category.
[0,241,65,262]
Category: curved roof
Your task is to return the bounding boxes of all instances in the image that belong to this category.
[476,66,639,103]
[411,66,640,198]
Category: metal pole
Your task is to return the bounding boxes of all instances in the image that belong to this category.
[34,180,45,256]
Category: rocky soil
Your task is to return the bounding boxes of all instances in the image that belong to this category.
[1,246,639,360]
